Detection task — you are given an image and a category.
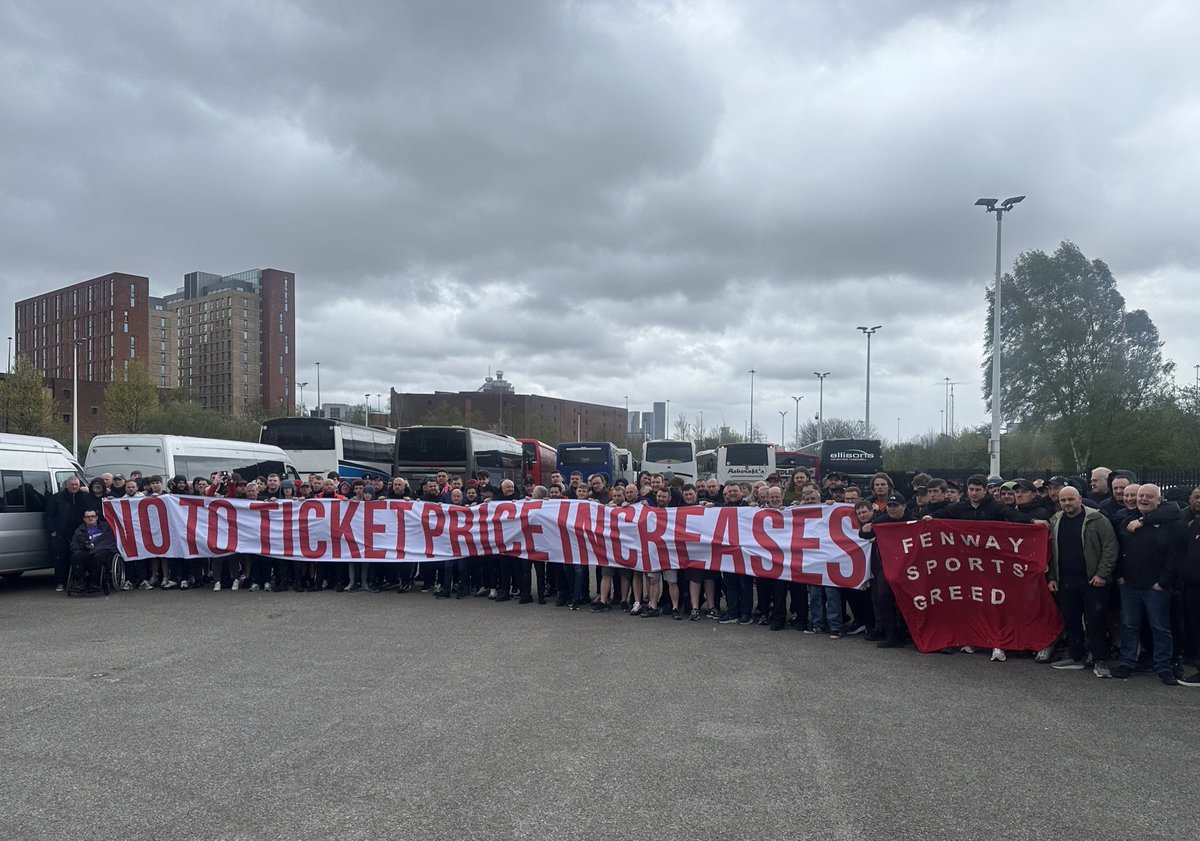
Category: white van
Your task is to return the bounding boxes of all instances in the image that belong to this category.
[84,434,301,484]
[0,433,86,577]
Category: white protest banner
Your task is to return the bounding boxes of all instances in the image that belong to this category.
[103,497,870,588]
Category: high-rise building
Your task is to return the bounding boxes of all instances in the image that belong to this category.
[14,268,296,427]
[652,402,667,439]
[163,268,295,415]
[15,272,152,382]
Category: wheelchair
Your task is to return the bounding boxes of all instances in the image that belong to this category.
[65,552,127,597]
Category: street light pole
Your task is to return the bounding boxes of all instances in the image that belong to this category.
[856,325,881,435]
[72,340,79,460]
[314,362,321,418]
[297,382,308,416]
[748,370,756,442]
[813,372,830,442]
[778,410,787,447]
[790,395,802,446]
[976,195,1024,477]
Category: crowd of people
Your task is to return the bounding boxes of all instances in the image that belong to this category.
[42,463,1200,688]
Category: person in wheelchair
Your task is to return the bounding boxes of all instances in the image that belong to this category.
[69,510,117,594]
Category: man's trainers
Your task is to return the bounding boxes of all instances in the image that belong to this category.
[1035,646,1053,663]
[120,581,134,591]
[591,601,610,612]
[1050,658,1085,670]
[264,582,273,592]
[690,609,701,621]
[213,582,222,591]
[1159,671,1180,686]
[629,601,642,616]
[845,623,866,636]
[1112,664,1133,679]
[736,617,752,626]
[1093,661,1113,679]
[162,579,178,590]
[991,648,1006,662]
[249,583,261,592]
[717,614,737,624]
[231,579,240,591]
[1176,671,1200,687]
[180,580,190,590]
[829,633,842,640]
[802,627,818,635]
[139,580,153,590]
[488,588,497,599]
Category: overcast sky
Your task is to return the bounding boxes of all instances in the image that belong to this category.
[3,0,1198,443]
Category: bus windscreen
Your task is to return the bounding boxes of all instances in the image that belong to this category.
[261,419,335,450]
[722,444,770,465]
[644,442,693,463]
[395,428,467,463]
[559,446,608,465]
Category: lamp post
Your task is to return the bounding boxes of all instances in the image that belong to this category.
[748,369,757,442]
[790,395,802,447]
[72,340,80,460]
[364,393,370,424]
[813,372,829,442]
[297,382,308,416]
[665,399,671,439]
[856,325,882,435]
[976,194,1024,477]
[314,362,321,418]
[778,410,787,447]
[4,335,11,433]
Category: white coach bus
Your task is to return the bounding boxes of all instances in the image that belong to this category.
[641,439,697,481]
[716,442,776,485]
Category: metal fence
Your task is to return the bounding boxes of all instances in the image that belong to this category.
[889,468,1200,494]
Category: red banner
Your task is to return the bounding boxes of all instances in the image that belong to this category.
[873,519,1062,653]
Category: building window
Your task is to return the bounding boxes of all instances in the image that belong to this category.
[91,407,98,415]
[62,414,70,424]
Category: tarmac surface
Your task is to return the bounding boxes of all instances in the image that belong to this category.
[2,569,1198,841]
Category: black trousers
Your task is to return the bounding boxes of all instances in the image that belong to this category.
[1181,580,1200,663]
[1057,578,1110,661]
[870,555,900,636]
[70,548,104,590]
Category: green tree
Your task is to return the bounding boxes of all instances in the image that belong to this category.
[1,355,57,437]
[419,401,466,426]
[984,241,1174,471]
[104,361,161,433]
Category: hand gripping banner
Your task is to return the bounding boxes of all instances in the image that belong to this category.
[872,518,1063,653]
[103,497,871,588]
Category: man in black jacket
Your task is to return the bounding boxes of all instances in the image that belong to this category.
[861,493,910,648]
[933,475,1031,523]
[45,476,88,592]
[69,509,117,593]
[1178,487,1200,687]
[1114,484,1185,684]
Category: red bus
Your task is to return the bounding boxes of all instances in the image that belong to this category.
[518,439,557,486]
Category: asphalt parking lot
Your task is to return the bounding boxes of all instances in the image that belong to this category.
[2,569,1198,841]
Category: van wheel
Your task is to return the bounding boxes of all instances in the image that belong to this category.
[1,571,24,579]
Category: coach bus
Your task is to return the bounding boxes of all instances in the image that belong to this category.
[776,450,820,477]
[716,442,776,485]
[696,449,717,482]
[795,438,883,482]
[86,434,301,483]
[517,439,557,486]
[556,442,636,485]
[394,426,524,485]
[641,439,697,481]
[260,417,395,478]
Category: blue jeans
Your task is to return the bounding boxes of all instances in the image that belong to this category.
[1119,585,1172,672]
[809,586,843,633]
